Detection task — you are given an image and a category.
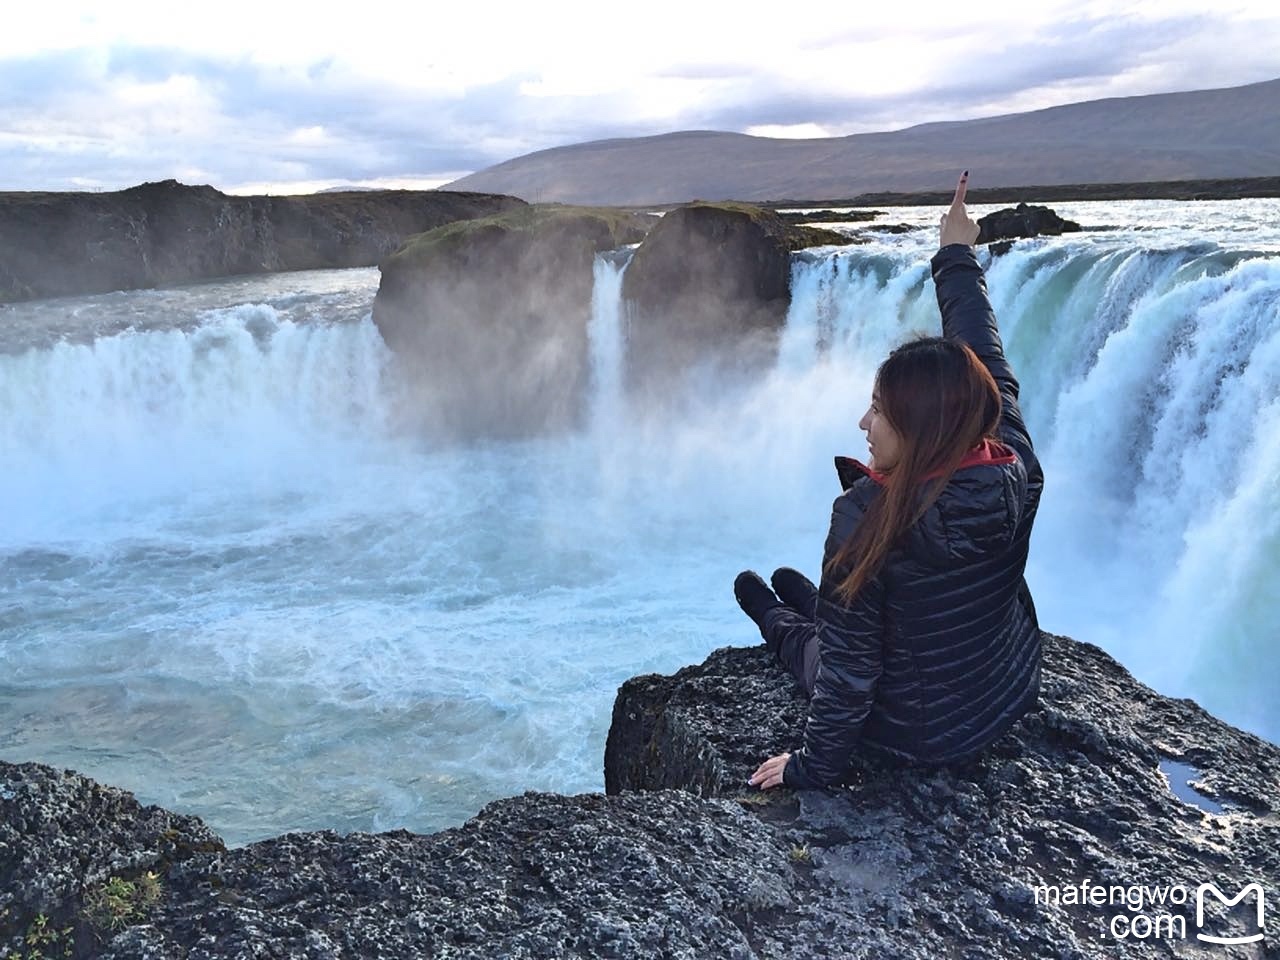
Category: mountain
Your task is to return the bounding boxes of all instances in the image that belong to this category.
[446,78,1280,205]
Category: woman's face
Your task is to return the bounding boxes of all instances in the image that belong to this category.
[859,389,902,472]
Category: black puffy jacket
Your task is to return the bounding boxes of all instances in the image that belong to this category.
[782,243,1044,788]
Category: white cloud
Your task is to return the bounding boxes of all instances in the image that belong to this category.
[223,174,468,196]
[1,0,1277,192]
[286,126,333,147]
[745,124,830,140]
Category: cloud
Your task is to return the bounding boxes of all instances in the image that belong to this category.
[0,46,518,190]
[668,12,1220,134]
[0,5,1276,193]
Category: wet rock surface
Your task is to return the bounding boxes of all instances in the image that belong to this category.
[0,180,524,303]
[3,632,1278,958]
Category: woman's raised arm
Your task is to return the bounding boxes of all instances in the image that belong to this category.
[930,173,1039,474]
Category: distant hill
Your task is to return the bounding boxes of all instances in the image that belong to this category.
[447,79,1280,205]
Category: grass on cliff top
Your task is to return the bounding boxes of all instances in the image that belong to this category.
[388,203,649,265]
[683,199,775,219]
[678,199,855,251]
[386,199,849,268]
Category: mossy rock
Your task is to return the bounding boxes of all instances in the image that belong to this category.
[619,201,851,397]
[373,204,652,439]
[385,203,649,267]
[668,200,852,253]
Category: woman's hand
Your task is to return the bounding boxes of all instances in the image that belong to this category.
[939,170,980,248]
[749,752,791,789]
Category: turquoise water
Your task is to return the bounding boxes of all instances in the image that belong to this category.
[2,199,1277,845]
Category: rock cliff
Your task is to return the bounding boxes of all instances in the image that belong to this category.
[3,632,1277,958]
[370,201,850,439]
[371,204,650,439]
[620,202,851,398]
[0,180,525,303]
[606,635,1280,956]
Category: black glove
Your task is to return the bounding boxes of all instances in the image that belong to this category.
[771,567,818,620]
[734,570,782,629]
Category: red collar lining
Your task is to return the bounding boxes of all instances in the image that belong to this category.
[836,439,1016,488]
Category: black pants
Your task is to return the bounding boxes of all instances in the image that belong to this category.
[763,595,822,696]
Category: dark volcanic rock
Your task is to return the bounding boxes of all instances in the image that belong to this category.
[858,222,915,235]
[0,180,525,303]
[371,205,650,439]
[608,634,1280,957]
[774,209,884,224]
[99,792,802,959]
[4,633,1278,958]
[976,202,1082,249]
[621,201,851,398]
[0,761,223,957]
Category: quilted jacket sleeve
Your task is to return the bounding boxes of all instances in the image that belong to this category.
[930,244,1040,481]
[783,498,886,789]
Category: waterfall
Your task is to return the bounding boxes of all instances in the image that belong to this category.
[2,224,1276,846]
[0,303,392,546]
[782,241,1280,736]
[586,253,631,435]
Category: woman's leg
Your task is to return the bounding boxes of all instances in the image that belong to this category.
[771,567,818,620]
[737,567,821,695]
[767,568,821,694]
[761,607,820,696]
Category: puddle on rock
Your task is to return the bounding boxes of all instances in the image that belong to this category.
[1159,759,1227,814]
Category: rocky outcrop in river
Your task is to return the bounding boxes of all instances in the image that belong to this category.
[620,202,851,398]
[0,180,525,303]
[4,632,1277,958]
[371,204,650,438]
[977,202,1083,252]
[370,200,851,438]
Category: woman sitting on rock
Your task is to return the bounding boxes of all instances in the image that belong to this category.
[736,173,1044,790]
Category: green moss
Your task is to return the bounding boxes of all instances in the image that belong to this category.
[675,200,855,251]
[790,224,856,249]
[387,203,649,267]
[683,199,777,221]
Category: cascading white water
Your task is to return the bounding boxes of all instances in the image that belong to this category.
[587,254,630,435]
[1,204,1277,847]
[1005,248,1280,732]
[781,239,1280,737]
[0,303,392,542]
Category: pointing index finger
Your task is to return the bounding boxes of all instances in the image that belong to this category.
[950,170,969,211]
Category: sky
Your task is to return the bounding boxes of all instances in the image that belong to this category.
[3,0,1279,195]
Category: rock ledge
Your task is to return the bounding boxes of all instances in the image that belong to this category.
[4,633,1278,958]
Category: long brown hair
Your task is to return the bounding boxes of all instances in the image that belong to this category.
[826,336,1002,603]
